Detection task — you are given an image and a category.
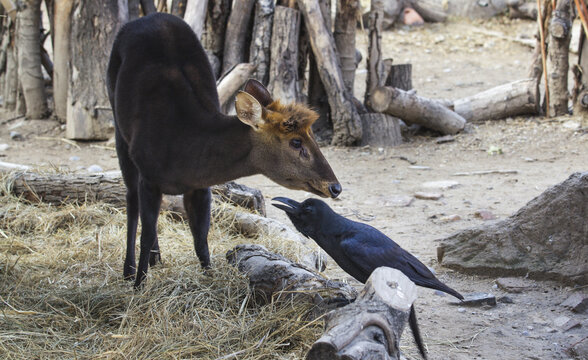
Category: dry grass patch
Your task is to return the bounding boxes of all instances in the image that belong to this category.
[0,178,324,359]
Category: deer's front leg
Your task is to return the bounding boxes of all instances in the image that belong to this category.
[183,188,212,269]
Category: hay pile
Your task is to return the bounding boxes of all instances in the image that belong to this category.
[0,178,325,359]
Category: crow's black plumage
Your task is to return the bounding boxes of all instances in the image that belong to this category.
[272,197,464,359]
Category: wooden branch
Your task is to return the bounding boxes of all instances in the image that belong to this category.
[226,244,356,304]
[268,6,301,104]
[216,63,257,107]
[249,0,274,84]
[546,0,572,116]
[297,0,362,146]
[307,267,417,360]
[222,0,256,76]
[537,0,550,115]
[452,78,539,122]
[334,0,359,93]
[366,0,386,107]
[52,0,73,121]
[370,86,466,134]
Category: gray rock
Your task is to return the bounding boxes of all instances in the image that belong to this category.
[495,277,537,293]
[69,156,80,162]
[498,296,514,304]
[0,143,10,151]
[87,164,103,173]
[437,172,588,286]
[422,180,460,189]
[452,292,497,307]
[9,131,23,141]
[474,209,497,220]
[385,195,414,207]
[560,293,588,313]
[414,192,443,200]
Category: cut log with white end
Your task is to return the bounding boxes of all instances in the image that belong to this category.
[216,63,257,108]
[306,267,418,360]
[370,86,466,134]
[452,78,539,122]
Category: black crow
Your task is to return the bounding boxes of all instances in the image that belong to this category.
[272,197,464,359]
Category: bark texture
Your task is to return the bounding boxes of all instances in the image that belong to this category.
[66,0,125,140]
[221,0,255,75]
[249,0,274,84]
[334,0,359,93]
[53,0,74,121]
[307,267,417,360]
[202,0,231,65]
[268,6,300,104]
[17,0,48,119]
[452,78,539,122]
[297,0,362,146]
[360,113,402,147]
[546,0,572,116]
[365,0,386,108]
[370,86,466,134]
[183,0,208,40]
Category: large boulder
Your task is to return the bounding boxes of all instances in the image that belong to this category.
[437,172,588,285]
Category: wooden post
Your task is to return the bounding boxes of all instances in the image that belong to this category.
[546,0,572,116]
[183,0,208,40]
[452,78,540,122]
[370,86,466,134]
[360,113,402,147]
[365,0,386,108]
[221,0,256,76]
[297,0,362,146]
[307,267,418,360]
[386,64,412,90]
[202,0,231,66]
[268,6,301,104]
[334,0,359,94]
[249,0,274,84]
[53,0,74,122]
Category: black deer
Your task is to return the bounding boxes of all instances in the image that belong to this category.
[106,13,341,288]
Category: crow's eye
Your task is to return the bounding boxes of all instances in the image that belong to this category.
[290,138,302,149]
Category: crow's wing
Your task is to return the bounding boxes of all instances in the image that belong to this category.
[339,224,437,284]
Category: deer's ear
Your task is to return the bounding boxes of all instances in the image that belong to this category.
[235,91,264,130]
[243,79,273,107]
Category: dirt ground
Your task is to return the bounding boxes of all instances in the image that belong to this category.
[1,17,587,360]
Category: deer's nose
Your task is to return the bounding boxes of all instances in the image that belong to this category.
[328,183,342,198]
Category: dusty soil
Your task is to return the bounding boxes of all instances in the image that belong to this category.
[1,17,587,360]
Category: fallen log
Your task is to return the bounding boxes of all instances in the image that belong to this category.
[307,267,418,360]
[452,78,539,122]
[2,170,266,216]
[369,86,466,134]
[226,244,356,305]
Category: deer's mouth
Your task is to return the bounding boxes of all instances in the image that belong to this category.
[306,182,330,198]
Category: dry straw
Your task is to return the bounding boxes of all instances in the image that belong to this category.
[0,175,323,359]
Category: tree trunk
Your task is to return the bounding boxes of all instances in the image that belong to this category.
[306,267,418,360]
[2,17,18,112]
[268,6,301,104]
[139,0,157,14]
[297,0,362,146]
[573,25,588,118]
[386,64,412,90]
[527,0,551,113]
[452,78,540,122]
[226,244,356,305]
[53,0,74,122]
[66,0,126,140]
[546,0,572,116]
[249,0,274,84]
[365,0,386,109]
[202,0,231,65]
[334,0,359,94]
[308,0,331,142]
[360,113,402,147]
[128,0,141,20]
[183,0,208,40]
[221,0,255,76]
[170,0,187,17]
[370,86,466,134]
[17,0,48,119]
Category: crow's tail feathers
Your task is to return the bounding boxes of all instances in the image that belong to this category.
[409,305,428,360]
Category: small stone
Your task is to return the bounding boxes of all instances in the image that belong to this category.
[436,135,455,144]
[543,327,556,333]
[553,316,570,328]
[457,307,466,313]
[422,180,460,190]
[474,209,496,220]
[523,157,536,162]
[434,290,446,297]
[441,214,461,222]
[69,156,80,162]
[0,143,10,151]
[414,192,443,201]
[453,292,497,307]
[495,277,536,293]
[521,330,530,336]
[560,318,581,332]
[9,131,23,141]
[527,326,534,330]
[385,195,414,207]
[409,165,431,170]
[560,293,588,313]
[87,164,103,173]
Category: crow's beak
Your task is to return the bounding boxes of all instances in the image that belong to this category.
[271,197,301,214]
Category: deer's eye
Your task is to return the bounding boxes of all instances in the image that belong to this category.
[290,138,302,149]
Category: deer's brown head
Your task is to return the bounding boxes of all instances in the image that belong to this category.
[235,79,341,198]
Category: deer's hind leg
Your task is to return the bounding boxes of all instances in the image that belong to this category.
[183,188,212,269]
